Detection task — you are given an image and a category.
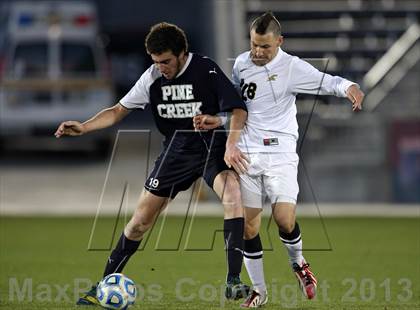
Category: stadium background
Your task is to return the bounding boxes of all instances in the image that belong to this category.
[0,0,419,309]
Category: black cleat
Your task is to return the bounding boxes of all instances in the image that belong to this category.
[76,283,100,306]
[225,277,250,300]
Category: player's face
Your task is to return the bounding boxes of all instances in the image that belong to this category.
[250,29,283,66]
[151,50,186,80]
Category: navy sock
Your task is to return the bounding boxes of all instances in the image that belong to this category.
[244,234,263,258]
[103,233,141,277]
[279,222,301,242]
[224,217,244,282]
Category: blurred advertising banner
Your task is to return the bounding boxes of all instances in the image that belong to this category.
[391,120,420,202]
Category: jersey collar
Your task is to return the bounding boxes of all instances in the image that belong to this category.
[175,52,193,78]
[264,47,284,70]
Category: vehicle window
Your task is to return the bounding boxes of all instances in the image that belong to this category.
[10,42,48,78]
[61,43,96,77]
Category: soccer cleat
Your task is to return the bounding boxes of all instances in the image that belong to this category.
[76,283,100,306]
[240,290,268,308]
[293,262,317,299]
[225,276,250,300]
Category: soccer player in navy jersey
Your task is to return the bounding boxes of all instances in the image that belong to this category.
[55,22,250,305]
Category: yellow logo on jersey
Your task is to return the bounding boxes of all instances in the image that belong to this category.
[267,74,278,81]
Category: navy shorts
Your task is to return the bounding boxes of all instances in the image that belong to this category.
[144,133,229,198]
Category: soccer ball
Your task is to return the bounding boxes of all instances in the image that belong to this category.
[96,273,137,309]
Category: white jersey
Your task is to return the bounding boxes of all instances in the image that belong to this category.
[232,48,356,153]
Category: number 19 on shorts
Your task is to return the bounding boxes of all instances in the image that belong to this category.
[148,178,160,189]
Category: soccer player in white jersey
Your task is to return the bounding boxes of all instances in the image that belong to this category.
[193,11,364,307]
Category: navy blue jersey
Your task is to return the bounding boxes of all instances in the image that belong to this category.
[120,53,246,147]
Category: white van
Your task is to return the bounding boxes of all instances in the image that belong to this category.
[0,1,113,151]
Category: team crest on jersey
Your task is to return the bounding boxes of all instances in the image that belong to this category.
[267,74,278,81]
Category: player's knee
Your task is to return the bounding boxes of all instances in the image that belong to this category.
[278,221,295,234]
[224,204,243,218]
[244,222,259,239]
[220,174,241,208]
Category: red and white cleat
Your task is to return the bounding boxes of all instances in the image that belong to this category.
[292,262,317,299]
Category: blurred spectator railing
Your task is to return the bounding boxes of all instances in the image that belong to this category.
[243,0,420,86]
[364,23,420,111]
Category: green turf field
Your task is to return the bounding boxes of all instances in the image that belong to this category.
[0,216,419,309]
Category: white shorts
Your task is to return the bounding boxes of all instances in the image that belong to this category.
[239,152,299,208]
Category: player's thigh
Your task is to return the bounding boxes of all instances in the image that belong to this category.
[202,144,231,190]
[203,145,243,214]
[212,170,241,203]
[244,207,263,239]
[239,172,265,209]
[271,202,296,233]
[264,152,299,206]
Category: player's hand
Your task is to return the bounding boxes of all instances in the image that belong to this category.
[193,114,222,130]
[346,84,364,111]
[54,121,86,138]
[224,143,249,174]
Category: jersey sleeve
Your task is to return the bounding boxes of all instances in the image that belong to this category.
[119,65,156,109]
[231,58,241,92]
[209,62,247,112]
[288,57,357,97]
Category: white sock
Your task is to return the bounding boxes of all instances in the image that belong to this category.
[279,222,306,267]
[244,253,267,293]
[280,235,305,266]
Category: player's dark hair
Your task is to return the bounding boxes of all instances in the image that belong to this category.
[145,22,188,56]
[250,11,281,36]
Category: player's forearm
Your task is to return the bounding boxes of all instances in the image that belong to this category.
[82,104,127,133]
[320,74,357,97]
[226,108,247,147]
